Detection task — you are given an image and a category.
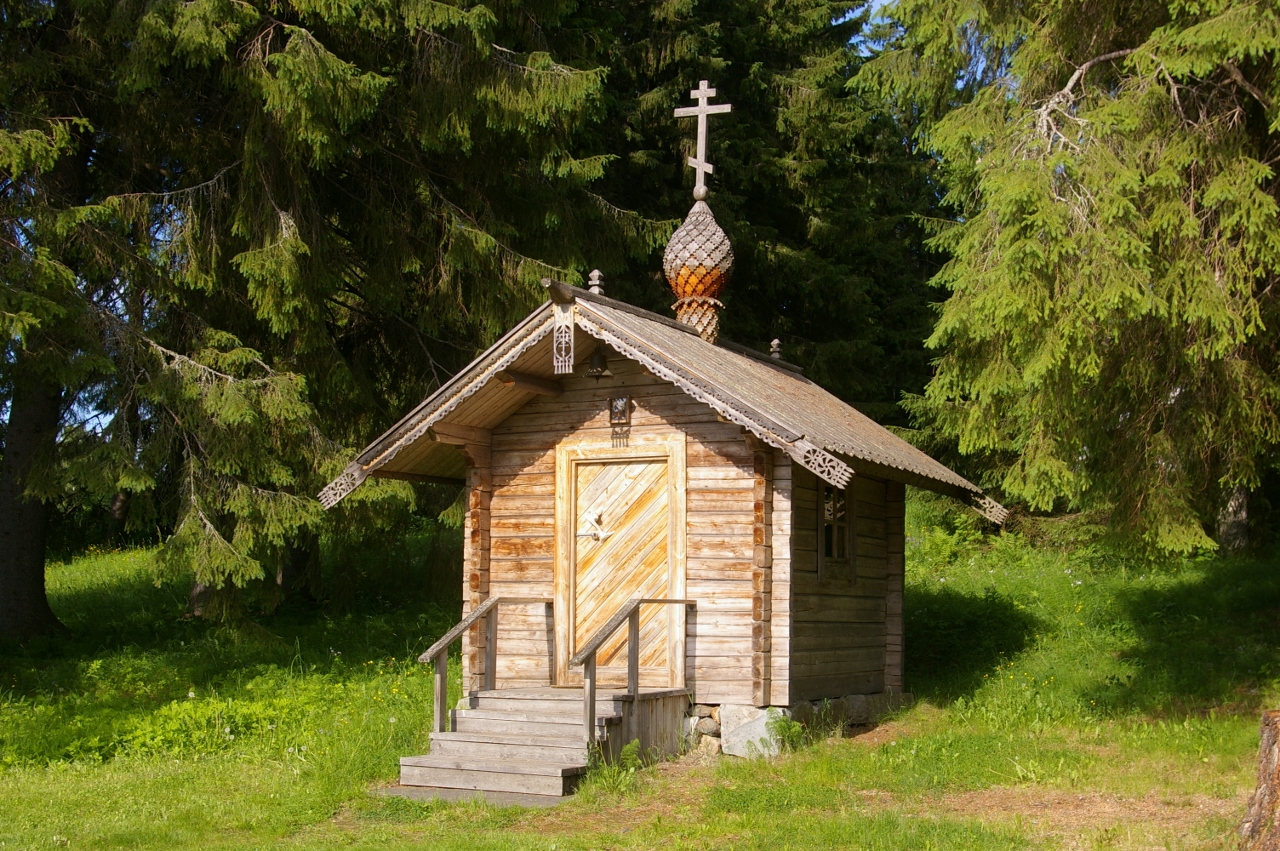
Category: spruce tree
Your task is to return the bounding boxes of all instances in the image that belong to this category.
[863,0,1280,551]
[0,0,662,638]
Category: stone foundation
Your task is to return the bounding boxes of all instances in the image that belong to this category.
[683,690,914,757]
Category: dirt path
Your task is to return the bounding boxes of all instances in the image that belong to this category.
[516,724,1246,850]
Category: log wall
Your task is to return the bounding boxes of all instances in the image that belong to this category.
[884,481,906,691]
[469,357,761,704]
[788,467,893,701]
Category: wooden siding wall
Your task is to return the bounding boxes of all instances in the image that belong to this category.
[768,453,792,707]
[789,468,891,701]
[460,447,491,694]
[884,482,906,691]
[473,357,761,704]
[750,443,773,706]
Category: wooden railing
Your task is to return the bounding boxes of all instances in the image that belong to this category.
[568,598,696,743]
[418,597,552,733]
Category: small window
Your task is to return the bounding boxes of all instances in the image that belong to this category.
[819,483,857,582]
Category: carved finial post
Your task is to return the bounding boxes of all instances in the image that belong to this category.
[588,269,604,295]
[770,339,781,359]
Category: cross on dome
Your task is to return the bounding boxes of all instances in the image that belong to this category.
[673,80,732,200]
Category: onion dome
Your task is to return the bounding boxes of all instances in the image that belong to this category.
[663,200,734,343]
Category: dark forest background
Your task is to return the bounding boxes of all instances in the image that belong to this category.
[4,0,1280,637]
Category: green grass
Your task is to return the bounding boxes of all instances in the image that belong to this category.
[2,498,1277,849]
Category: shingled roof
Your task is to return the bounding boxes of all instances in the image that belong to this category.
[319,280,1007,524]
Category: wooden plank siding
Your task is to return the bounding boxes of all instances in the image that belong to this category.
[749,443,773,707]
[788,467,893,702]
[884,481,906,691]
[769,456,792,707]
[460,444,492,694]
[474,358,758,704]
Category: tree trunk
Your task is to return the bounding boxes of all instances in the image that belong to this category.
[277,531,319,605]
[1218,485,1249,554]
[187,581,212,618]
[105,490,130,546]
[0,367,65,641]
[1241,710,1280,850]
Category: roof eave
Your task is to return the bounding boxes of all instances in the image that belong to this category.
[318,304,555,509]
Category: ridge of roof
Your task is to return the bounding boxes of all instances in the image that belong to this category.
[542,279,805,374]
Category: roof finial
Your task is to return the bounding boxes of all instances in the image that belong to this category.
[771,339,781,359]
[588,269,603,295]
[673,80,732,201]
[665,82,734,343]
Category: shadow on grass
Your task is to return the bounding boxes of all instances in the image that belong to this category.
[1098,553,1280,715]
[904,586,1043,704]
[0,546,460,766]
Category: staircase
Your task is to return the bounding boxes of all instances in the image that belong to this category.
[399,688,626,797]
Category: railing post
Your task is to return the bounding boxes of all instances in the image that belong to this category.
[483,606,497,692]
[433,651,449,733]
[627,605,640,696]
[583,653,597,744]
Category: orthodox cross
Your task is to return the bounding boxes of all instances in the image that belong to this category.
[673,80,732,200]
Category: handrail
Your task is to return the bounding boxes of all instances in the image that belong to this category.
[418,596,550,664]
[569,598,696,743]
[568,598,695,666]
[419,596,552,733]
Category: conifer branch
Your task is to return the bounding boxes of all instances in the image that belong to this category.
[1224,62,1271,109]
[107,164,238,204]
[1034,48,1138,146]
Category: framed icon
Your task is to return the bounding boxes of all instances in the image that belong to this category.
[609,395,631,425]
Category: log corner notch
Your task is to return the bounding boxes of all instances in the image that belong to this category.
[1241,710,1280,850]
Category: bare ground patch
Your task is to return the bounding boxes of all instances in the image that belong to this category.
[902,787,1246,850]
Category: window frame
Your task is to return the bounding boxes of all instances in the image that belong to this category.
[817,481,858,583]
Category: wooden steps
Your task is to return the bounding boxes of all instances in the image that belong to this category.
[400,756,587,796]
[398,688,631,797]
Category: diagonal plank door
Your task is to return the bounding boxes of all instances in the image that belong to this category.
[572,459,672,687]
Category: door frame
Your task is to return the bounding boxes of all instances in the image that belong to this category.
[553,433,687,687]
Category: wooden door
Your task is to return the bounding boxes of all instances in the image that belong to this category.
[555,437,686,688]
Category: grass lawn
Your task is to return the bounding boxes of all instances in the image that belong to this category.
[2,498,1277,850]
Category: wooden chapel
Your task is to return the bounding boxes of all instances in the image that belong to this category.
[318,81,1006,797]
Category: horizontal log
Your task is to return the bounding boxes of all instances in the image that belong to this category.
[688,492,753,513]
[488,495,555,513]
[489,562,554,583]
[790,621,885,641]
[688,538,753,560]
[490,515,555,536]
[791,596,886,622]
[488,581,554,597]
[688,562,752,581]
[489,537,555,559]
[790,647,886,667]
[688,520,754,538]
[686,635,755,655]
[791,672,883,701]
